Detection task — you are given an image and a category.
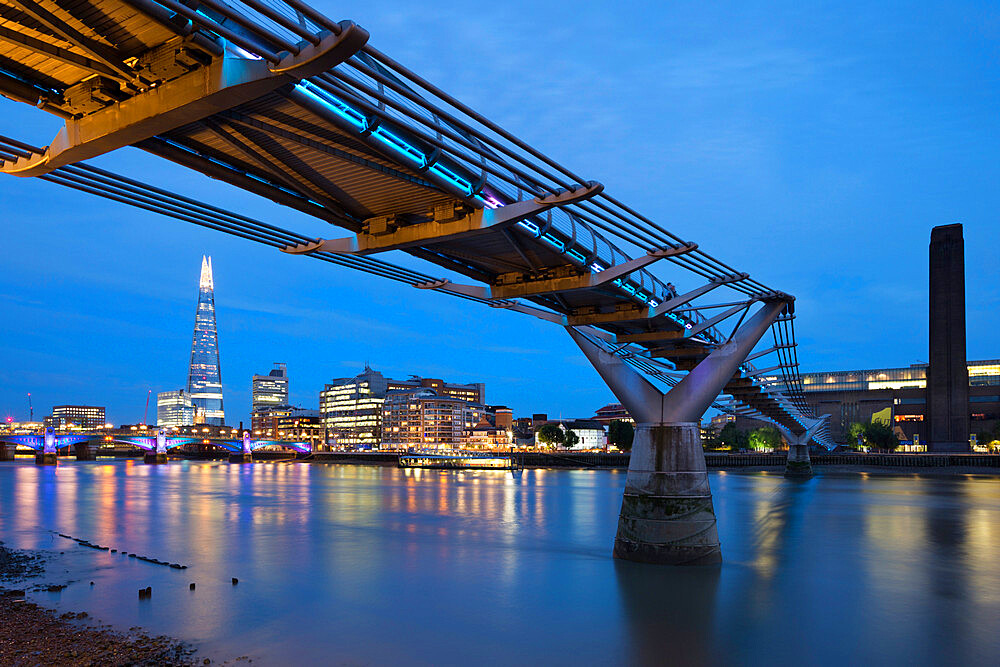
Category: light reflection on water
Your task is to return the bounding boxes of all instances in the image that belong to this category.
[1,460,999,665]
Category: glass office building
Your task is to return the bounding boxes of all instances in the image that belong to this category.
[186,256,225,426]
[45,405,106,430]
[252,363,289,413]
[157,390,195,428]
[320,366,389,447]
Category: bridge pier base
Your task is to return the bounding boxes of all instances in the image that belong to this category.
[144,452,167,465]
[74,443,98,461]
[35,452,57,465]
[614,423,721,565]
[784,444,813,478]
[228,452,252,463]
[0,443,15,461]
[778,415,828,479]
[569,299,790,566]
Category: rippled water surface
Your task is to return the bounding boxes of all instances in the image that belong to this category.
[1,460,999,665]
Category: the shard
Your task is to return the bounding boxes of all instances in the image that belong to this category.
[186,255,225,425]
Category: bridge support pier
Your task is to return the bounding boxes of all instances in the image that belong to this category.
[37,429,57,465]
[569,298,788,565]
[35,451,57,465]
[0,443,15,461]
[784,444,812,478]
[615,422,720,564]
[779,416,829,479]
[229,433,252,463]
[145,429,168,464]
[74,443,98,461]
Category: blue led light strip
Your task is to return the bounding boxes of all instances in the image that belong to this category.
[291,84,669,312]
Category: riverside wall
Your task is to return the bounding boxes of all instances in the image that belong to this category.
[311,451,1000,470]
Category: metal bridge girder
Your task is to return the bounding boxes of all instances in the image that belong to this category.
[0,22,370,178]
[563,274,752,328]
[489,243,698,300]
[281,181,604,255]
[408,242,696,301]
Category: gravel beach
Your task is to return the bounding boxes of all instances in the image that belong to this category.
[0,542,204,666]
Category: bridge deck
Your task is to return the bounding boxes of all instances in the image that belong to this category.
[0,0,825,441]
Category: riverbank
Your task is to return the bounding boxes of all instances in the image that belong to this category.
[0,543,202,666]
[310,450,1000,474]
[6,450,1000,476]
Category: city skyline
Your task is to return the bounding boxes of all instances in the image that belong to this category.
[1,0,998,425]
[0,2,997,662]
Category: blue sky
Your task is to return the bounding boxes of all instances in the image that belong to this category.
[1,0,998,425]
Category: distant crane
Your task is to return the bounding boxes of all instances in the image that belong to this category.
[142,389,152,425]
[27,393,33,422]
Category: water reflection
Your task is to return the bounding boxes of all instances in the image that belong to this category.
[0,462,998,665]
[616,560,720,666]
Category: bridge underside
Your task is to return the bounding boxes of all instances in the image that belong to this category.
[0,0,828,562]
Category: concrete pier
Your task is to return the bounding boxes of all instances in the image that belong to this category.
[228,452,252,463]
[784,444,813,478]
[614,423,721,565]
[74,443,98,461]
[0,443,15,461]
[144,452,167,464]
[35,452,57,465]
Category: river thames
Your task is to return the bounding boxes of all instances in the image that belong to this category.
[1,460,998,665]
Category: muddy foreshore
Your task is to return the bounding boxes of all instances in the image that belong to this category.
[0,542,225,666]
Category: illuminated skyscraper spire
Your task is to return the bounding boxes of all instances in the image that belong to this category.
[186,255,225,426]
[200,255,214,289]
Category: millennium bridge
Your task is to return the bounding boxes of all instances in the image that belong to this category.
[0,0,829,564]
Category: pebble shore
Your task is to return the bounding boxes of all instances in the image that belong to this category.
[0,542,212,666]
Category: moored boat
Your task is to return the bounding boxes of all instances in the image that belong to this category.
[398,450,518,470]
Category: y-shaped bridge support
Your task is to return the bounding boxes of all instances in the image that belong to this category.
[569,299,788,565]
[776,416,829,478]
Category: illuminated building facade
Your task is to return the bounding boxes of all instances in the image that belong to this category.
[533,419,607,450]
[465,414,513,449]
[157,390,194,428]
[251,404,293,432]
[320,367,388,447]
[45,405,106,430]
[799,360,1000,445]
[385,377,484,403]
[252,407,324,449]
[186,255,225,426]
[320,366,487,449]
[252,363,289,414]
[380,388,490,450]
